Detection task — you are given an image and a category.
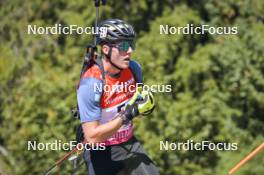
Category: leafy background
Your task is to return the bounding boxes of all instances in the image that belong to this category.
[0,0,263,175]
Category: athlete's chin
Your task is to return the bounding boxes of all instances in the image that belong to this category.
[119,61,130,69]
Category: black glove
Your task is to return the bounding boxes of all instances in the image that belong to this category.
[120,103,139,124]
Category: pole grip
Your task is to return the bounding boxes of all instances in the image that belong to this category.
[94,0,106,7]
[94,0,100,7]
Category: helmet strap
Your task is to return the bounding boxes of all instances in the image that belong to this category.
[105,47,123,70]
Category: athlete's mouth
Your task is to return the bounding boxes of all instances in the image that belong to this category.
[123,58,130,61]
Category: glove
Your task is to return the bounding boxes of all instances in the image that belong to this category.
[120,87,141,124]
[137,89,155,115]
[120,87,155,124]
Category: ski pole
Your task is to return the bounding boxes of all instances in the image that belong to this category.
[228,142,264,174]
[43,142,84,175]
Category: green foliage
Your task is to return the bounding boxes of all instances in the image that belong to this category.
[0,0,263,175]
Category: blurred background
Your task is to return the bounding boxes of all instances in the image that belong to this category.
[0,0,264,175]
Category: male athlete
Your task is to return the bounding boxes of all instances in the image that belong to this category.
[77,19,159,175]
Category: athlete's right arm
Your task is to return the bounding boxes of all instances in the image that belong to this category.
[77,77,124,144]
[81,117,123,144]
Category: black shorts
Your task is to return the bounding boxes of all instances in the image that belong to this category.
[83,136,160,175]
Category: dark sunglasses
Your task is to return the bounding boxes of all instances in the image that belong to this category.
[109,40,136,52]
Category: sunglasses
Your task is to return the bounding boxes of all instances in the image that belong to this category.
[109,40,136,52]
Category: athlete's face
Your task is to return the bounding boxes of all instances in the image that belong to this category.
[102,41,134,70]
[111,46,133,69]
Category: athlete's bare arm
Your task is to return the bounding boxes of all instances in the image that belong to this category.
[82,116,123,144]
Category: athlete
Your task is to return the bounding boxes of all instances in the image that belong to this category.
[77,19,159,175]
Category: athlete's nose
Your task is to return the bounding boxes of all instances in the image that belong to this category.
[127,46,133,53]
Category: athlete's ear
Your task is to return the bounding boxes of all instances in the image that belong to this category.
[102,44,110,55]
